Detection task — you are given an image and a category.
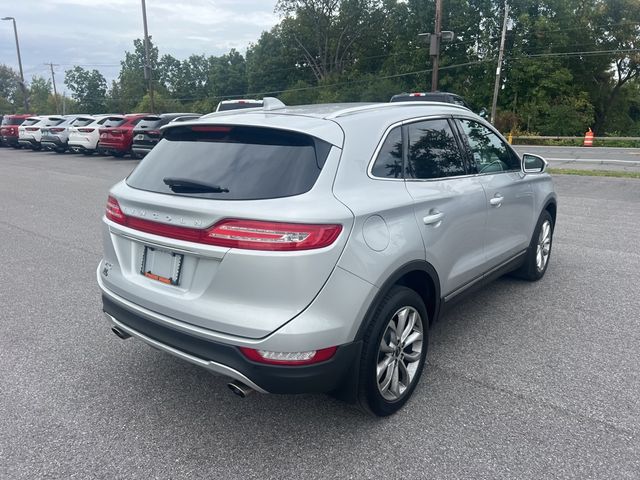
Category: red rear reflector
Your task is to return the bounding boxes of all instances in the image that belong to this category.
[190,126,232,133]
[78,128,95,133]
[103,199,341,251]
[238,346,338,365]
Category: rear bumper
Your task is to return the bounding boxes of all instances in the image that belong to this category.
[101,292,361,395]
[98,141,130,152]
[41,137,66,149]
[18,138,39,148]
[1,136,19,146]
[131,145,153,156]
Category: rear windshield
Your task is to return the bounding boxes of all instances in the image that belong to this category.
[217,102,263,112]
[44,118,65,126]
[100,117,125,127]
[71,117,94,127]
[127,125,331,200]
[1,117,25,126]
[136,117,163,130]
[22,119,40,126]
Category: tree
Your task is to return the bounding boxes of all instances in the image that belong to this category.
[64,67,108,114]
[275,0,377,82]
[0,65,20,113]
[29,76,52,114]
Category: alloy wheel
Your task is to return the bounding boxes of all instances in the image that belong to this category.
[376,306,424,401]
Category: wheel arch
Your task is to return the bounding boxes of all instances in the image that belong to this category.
[355,260,441,341]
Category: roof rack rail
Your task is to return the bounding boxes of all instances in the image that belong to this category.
[326,101,470,119]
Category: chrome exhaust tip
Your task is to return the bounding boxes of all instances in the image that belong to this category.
[228,381,254,398]
[111,326,131,340]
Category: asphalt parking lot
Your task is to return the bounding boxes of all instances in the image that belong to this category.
[1,147,639,479]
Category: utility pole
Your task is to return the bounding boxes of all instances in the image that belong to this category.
[2,17,29,111]
[418,3,453,92]
[431,0,442,92]
[491,1,509,125]
[47,63,60,114]
[141,0,155,113]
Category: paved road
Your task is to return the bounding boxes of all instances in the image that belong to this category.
[513,145,640,172]
[1,148,639,479]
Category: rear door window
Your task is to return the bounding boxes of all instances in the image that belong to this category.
[406,119,466,179]
[127,125,331,200]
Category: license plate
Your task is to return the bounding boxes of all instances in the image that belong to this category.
[135,134,144,140]
[140,246,183,286]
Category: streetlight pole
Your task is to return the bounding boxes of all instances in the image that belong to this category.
[2,17,29,111]
[140,0,155,113]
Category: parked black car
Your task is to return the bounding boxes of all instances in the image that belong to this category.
[131,113,200,158]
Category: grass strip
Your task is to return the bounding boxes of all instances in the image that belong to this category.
[549,168,640,179]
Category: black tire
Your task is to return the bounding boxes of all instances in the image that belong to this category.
[357,286,428,416]
[111,151,125,158]
[82,150,93,156]
[514,210,554,281]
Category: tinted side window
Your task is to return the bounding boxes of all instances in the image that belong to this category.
[371,127,403,179]
[406,119,466,179]
[459,120,520,173]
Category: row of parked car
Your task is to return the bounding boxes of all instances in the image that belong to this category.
[0,99,266,158]
[0,112,202,158]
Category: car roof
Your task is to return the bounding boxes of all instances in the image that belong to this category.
[168,102,477,147]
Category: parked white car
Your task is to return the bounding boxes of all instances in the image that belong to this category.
[68,114,124,155]
[41,115,95,153]
[18,116,65,150]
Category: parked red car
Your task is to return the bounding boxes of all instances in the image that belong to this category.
[98,113,149,157]
[1,114,34,148]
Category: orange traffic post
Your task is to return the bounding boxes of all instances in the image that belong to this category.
[583,128,594,147]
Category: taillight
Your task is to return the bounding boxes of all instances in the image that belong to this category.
[26,127,39,131]
[105,196,126,224]
[50,127,64,133]
[103,197,342,251]
[147,130,161,135]
[78,128,95,133]
[238,346,337,365]
[205,219,342,251]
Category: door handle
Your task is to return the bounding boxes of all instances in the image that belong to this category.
[489,194,504,207]
[423,211,444,225]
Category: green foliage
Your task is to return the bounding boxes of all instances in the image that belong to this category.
[29,76,52,114]
[133,92,182,114]
[64,66,108,114]
[13,0,636,134]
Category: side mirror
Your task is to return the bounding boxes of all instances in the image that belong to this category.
[522,153,548,173]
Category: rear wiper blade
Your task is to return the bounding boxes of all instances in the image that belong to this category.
[163,177,229,193]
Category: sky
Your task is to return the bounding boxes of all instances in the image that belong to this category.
[0,0,279,89]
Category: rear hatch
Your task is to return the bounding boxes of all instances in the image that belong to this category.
[19,118,41,140]
[100,117,142,149]
[1,117,25,137]
[101,122,352,338]
[132,116,164,149]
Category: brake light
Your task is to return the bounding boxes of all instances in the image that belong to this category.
[50,127,64,133]
[26,127,39,131]
[105,196,126,224]
[190,126,232,133]
[205,219,342,251]
[238,346,337,365]
[78,128,95,133]
[103,199,342,251]
[147,130,161,135]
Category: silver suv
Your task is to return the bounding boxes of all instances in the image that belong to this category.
[98,100,557,416]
